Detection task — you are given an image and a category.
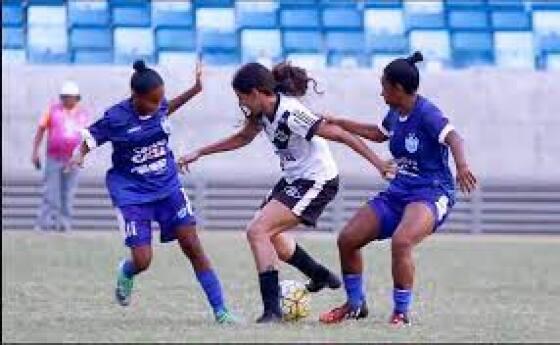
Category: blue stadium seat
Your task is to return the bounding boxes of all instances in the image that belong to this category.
[544,53,560,70]
[531,1,560,10]
[404,1,445,30]
[491,10,531,30]
[27,6,66,26]
[155,28,196,51]
[283,30,323,53]
[322,8,362,30]
[2,3,23,27]
[409,30,451,61]
[363,0,402,8]
[487,0,526,9]
[2,27,24,49]
[365,34,408,54]
[73,49,114,64]
[536,34,560,53]
[452,31,494,67]
[319,0,358,8]
[196,8,236,32]
[70,28,112,50]
[279,0,318,8]
[27,0,65,5]
[494,31,535,69]
[445,0,486,9]
[201,52,240,65]
[241,29,282,62]
[195,0,234,8]
[236,2,278,29]
[110,0,149,6]
[27,26,67,54]
[112,5,151,27]
[152,1,194,28]
[532,11,560,36]
[364,9,404,35]
[68,1,110,27]
[326,31,364,53]
[113,27,155,64]
[448,10,490,30]
[280,9,320,29]
[199,31,238,52]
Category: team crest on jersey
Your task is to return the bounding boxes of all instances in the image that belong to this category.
[274,129,290,143]
[405,133,419,153]
[284,186,303,199]
[161,117,172,134]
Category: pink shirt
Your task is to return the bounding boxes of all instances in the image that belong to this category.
[39,103,90,162]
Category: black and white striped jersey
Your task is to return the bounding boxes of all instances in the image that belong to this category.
[260,94,338,183]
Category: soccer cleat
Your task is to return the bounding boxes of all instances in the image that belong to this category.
[305,269,342,293]
[215,308,239,325]
[389,312,411,326]
[256,310,283,324]
[115,261,134,306]
[319,301,369,324]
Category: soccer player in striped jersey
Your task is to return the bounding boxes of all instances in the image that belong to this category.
[318,52,477,326]
[67,60,237,324]
[178,62,394,323]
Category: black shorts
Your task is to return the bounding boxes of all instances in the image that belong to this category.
[260,176,339,227]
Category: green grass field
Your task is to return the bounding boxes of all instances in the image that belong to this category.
[2,230,560,343]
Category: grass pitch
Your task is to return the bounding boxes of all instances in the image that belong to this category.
[2,230,559,343]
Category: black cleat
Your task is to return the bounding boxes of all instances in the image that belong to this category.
[319,300,369,324]
[256,310,283,324]
[306,269,342,293]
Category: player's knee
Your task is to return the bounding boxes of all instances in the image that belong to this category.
[337,230,356,251]
[246,221,270,243]
[391,236,413,257]
[134,255,152,272]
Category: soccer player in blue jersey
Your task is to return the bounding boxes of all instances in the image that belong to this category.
[319,52,477,326]
[178,62,394,323]
[67,60,236,324]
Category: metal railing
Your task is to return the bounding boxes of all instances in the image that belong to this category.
[2,178,560,234]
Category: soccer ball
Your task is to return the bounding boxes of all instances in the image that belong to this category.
[279,280,311,321]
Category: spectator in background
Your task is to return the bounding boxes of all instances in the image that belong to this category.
[31,81,90,232]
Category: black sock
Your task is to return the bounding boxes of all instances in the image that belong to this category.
[286,244,329,282]
[258,270,281,314]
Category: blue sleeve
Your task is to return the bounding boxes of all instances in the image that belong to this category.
[82,113,111,148]
[422,110,453,144]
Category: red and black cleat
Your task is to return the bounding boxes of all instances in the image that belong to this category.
[319,301,368,324]
[389,312,411,326]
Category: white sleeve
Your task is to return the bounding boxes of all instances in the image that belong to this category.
[285,103,323,140]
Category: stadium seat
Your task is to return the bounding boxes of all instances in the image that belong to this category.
[26,0,65,5]
[452,31,494,67]
[544,53,560,70]
[201,52,240,65]
[363,0,403,8]
[532,11,560,36]
[279,8,320,29]
[194,0,234,8]
[531,0,560,10]
[27,26,67,54]
[279,0,318,7]
[322,7,362,30]
[196,8,236,32]
[27,6,66,26]
[491,10,531,30]
[112,4,151,27]
[365,34,409,54]
[152,1,194,28]
[199,31,238,52]
[285,53,326,69]
[236,2,278,29]
[282,30,323,54]
[319,0,357,7]
[155,28,196,51]
[448,10,490,30]
[2,27,24,49]
[536,34,560,54]
[409,30,451,62]
[70,28,112,50]
[325,31,364,54]
[487,0,526,9]
[241,29,282,62]
[68,1,110,27]
[2,3,23,27]
[364,9,405,35]
[2,49,26,64]
[109,0,149,6]
[113,27,155,64]
[445,0,486,9]
[494,31,535,69]
[404,1,445,30]
[72,49,113,64]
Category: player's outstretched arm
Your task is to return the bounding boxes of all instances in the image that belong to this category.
[322,114,388,143]
[167,60,203,116]
[444,130,477,195]
[177,119,262,173]
[315,121,395,179]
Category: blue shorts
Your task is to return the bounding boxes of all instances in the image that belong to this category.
[116,187,197,248]
[367,188,454,240]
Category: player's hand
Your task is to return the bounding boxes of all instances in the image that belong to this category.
[379,159,398,181]
[193,59,203,93]
[456,164,477,195]
[177,150,201,174]
[31,153,41,170]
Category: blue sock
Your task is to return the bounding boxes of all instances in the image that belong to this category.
[121,259,138,279]
[196,269,226,315]
[393,288,413,314]
[343,274,364,309]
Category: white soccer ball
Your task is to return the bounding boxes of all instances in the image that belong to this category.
[279,280,311,321]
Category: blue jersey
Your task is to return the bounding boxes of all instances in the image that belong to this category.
[380,95,455,200]
[83,98,180,207]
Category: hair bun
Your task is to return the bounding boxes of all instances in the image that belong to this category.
[406,51,424,65]
[133,60,147,72]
